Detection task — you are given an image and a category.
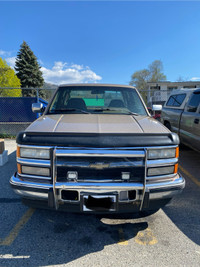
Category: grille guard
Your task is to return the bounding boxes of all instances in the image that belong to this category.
[51,147,148,211]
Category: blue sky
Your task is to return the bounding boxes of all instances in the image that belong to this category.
[1,1,200,85]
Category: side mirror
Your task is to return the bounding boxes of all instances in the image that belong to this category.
[32,103,44,113]
[152,104,162,111]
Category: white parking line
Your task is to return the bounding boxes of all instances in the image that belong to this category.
[0,254,30,259]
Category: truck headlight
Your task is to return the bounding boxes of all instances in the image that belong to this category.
[147,165,175,176]
[19,147,50,159]
[147,148,178,160]
[21,166,50,177]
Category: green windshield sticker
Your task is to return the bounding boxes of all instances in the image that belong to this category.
[84,98,104,106]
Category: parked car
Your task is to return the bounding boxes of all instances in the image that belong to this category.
[10,84,185,214]
[161,88,200,152]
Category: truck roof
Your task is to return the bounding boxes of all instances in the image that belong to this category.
[170,88,200,94]
[58,84,137,89]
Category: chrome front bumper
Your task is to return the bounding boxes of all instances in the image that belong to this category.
[10,173,185,212]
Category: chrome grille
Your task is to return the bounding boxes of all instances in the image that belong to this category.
[55,148,145,183]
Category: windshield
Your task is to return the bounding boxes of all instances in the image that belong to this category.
[47,86,147,115]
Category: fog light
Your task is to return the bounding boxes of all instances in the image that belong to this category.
[121,172,130,180]
[147,166,174,176]
[21,166,50,177]
[67,171,78,181]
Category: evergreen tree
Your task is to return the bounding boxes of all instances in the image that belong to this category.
[0,57,21,97]
[15,41,44,97]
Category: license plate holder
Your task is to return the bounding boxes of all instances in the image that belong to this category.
[82,194,117,212]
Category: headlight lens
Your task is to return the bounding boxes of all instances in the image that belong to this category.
[20,148,50,159]
[147,166,175,176]
[148,148,176,159]
[21,166,50,177]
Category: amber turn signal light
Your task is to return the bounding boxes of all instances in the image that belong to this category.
[16,146,20,158]
[174,163,178,174]
[175,147,179,158]
[17,163,22,174]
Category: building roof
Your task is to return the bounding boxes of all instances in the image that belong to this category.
[147,81,200,86]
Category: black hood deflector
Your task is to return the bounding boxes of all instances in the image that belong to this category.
[16,132,179,147]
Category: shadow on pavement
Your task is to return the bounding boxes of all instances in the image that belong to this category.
[0,209,148,266]
[3,146,200,265]
[0,150,150,266]
[163,146,200,246]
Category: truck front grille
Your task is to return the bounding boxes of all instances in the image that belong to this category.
[55,148,145,183]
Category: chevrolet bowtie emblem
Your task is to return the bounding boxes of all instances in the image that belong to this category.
[89,163,110,170]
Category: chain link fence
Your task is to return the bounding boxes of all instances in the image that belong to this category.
[0,87,172,136]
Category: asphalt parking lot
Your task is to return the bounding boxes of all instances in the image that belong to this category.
[0,140,200,267]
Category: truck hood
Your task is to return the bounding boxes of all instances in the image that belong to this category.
[25,114,169,134]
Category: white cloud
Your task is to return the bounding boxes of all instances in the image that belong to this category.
[190,77,200,81]
[5,57,16,69]
[71,64,83,70]
[41,61,102,84]
[0,50,12,56]
[1,54,102,84]
[52,61,68,71]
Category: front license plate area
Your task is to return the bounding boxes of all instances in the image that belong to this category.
[83,194,117,212]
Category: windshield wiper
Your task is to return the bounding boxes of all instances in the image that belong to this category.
[49,108,90,114]
[93,108,118,112]
[93,108,139,115]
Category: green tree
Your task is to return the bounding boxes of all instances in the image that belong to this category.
[0,57,21,97]
[129,60,167,102]
[130,60,167,89]
[130,69,150,91]
[15,41,44,97]
[148,60,166,83]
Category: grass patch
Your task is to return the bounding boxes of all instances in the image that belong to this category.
[0,133,16,139]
